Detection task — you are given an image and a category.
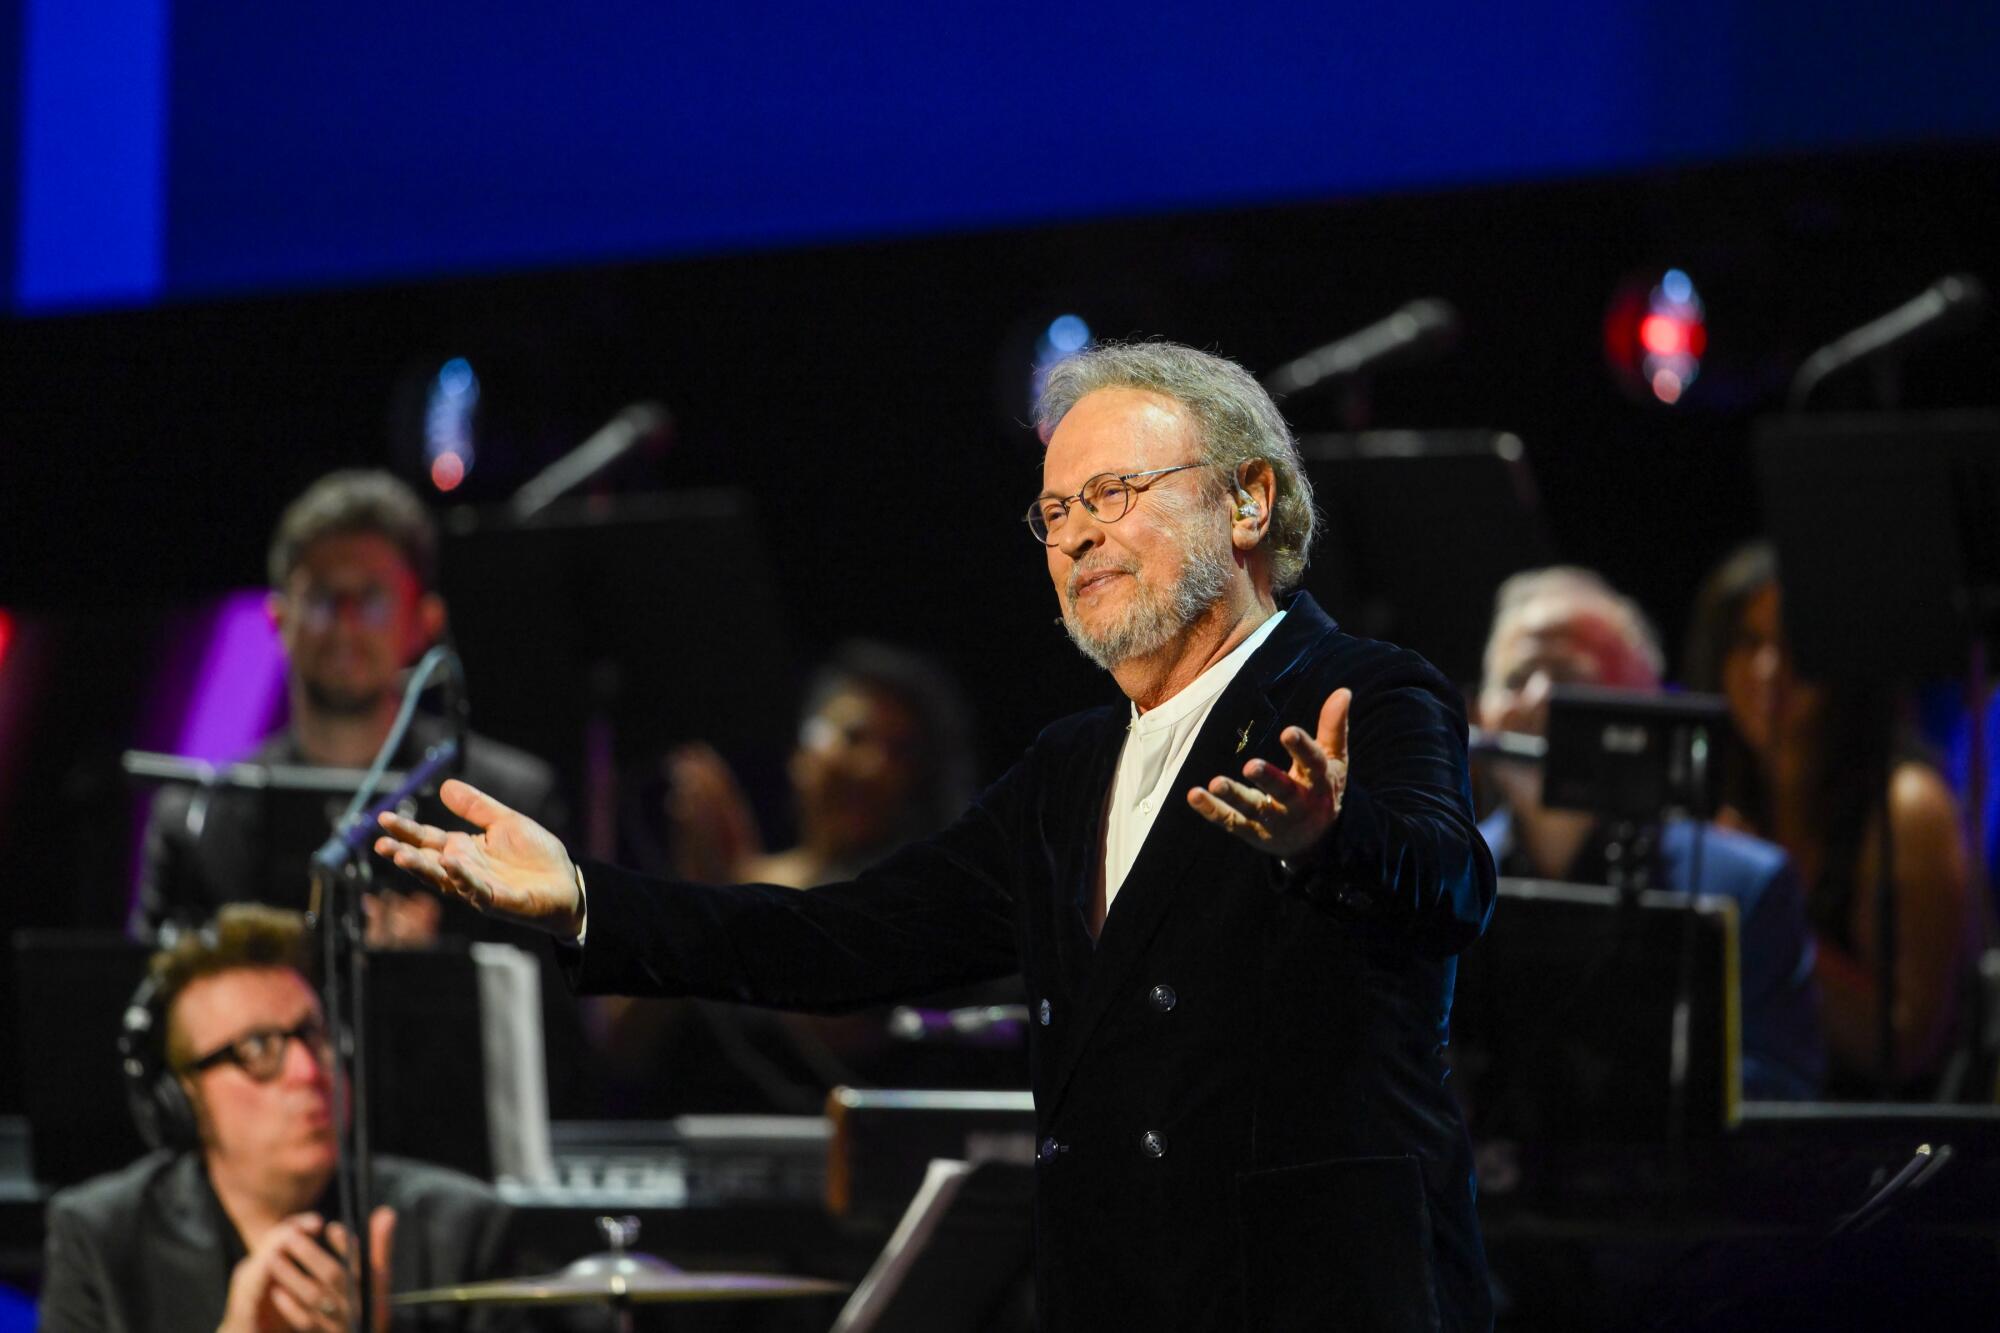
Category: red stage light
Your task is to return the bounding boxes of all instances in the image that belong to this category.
[430,451,466,492]
[1605,269,1706,406]
[0,610,13,675]
[1640,314,1685,357]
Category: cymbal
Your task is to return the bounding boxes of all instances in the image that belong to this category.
[394,1251,847,1307]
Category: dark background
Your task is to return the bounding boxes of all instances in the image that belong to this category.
[5,145,1997,917]
[2,3,1998,1119]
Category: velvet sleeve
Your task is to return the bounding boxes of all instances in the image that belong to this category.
[1288,677,1496,957]
[559,757,1029,1013]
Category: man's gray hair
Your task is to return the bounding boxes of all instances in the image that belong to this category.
[1035,341,1318,595]
[1483,566,1666,686]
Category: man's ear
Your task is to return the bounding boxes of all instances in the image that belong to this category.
[1229,460,1277,551]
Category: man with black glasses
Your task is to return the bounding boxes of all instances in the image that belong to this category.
[378,341,1497,1330]
[39,905,514,1332]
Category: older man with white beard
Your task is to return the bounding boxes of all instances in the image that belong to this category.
[377,341,1498,1331]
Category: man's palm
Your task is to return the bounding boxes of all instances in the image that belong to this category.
[376,779,582,934]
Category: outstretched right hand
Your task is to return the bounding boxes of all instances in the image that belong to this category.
[374,779,584,938]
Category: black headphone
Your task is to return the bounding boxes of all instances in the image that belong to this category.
[119,971,200,1151]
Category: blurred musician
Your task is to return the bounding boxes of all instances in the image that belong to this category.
[1475,566,1826,1099]
[595,641,1020,1112]
[1684,541,1974,1094]
[134,470,562,942]
[39,906,515,1333]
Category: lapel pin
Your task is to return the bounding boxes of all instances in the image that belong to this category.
[1235,721,1252,753]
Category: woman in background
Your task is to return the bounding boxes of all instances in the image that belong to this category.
[1685,542,1974,1094]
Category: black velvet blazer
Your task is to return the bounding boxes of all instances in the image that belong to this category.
[570,593,1497,1331]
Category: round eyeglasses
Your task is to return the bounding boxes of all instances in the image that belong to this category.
[1025,463,1207,545]
[182,1015,333,1083]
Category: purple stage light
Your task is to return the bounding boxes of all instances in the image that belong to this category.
[174,589,287,763]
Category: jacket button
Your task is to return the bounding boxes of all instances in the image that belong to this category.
[1038,998,1052,1026]
[1039,1136,1061,1163]
[1140,1130,1167,1158]
[1148,983,1177,1013]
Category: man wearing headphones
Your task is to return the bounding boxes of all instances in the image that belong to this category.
[38,905,513,1332]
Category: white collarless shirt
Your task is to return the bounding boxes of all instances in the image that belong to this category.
[1101,610,1286,913]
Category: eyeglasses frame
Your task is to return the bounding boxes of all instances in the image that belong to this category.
[1025,462,1213,545]
[181,1014,332,1082]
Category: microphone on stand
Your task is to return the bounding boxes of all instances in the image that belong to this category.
[1787,273,1988,411]
[1262,298,1462,397]
[509,402,673,521]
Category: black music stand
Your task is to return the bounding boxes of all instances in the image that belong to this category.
[123,755,412,917]
[1452,879,1739,1147]
[1755,412,2000,683]
[1482,686,1730,1143]
[1297,430,1551,686]
[441,489,796,859]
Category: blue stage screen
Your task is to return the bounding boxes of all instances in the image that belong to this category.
[8,1,2000,312]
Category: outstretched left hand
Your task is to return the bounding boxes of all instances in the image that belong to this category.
[1187,687,1350,860]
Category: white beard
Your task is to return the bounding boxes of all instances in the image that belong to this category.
[1061,513,1234,672]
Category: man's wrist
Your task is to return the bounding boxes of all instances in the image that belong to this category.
[1278,824,1335,879]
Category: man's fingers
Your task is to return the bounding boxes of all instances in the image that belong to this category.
[375,841,452,892]
[368,1207,397,1333]
[1241,758,1306,806]
[439,778,516,831]
[369,1206,396,1273]
[1317,688,1352,765]
[279,1227,347,1288]
[1186,786,1245,829]
[1210,776,1281,817]
[375,810,448,852]
[1275,728,1330,787]
[262,1247,337,1321]
[266,1281,337,1333]
[375,842,488,910]
[1187,783,1271,843]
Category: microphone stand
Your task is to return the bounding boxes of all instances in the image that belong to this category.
[306,645,465,1331]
